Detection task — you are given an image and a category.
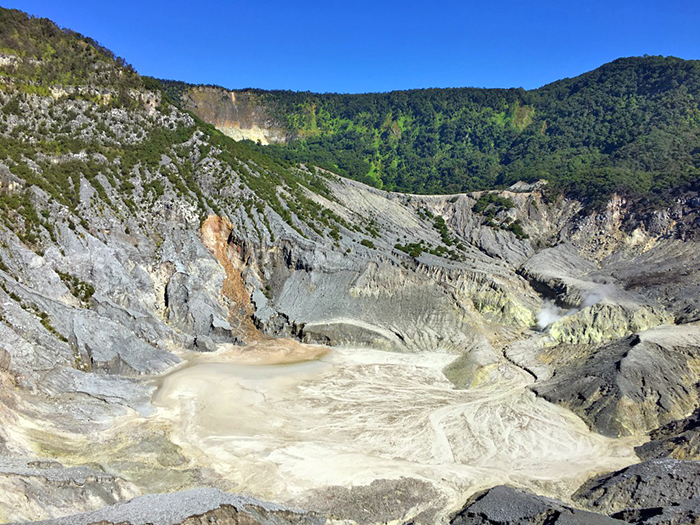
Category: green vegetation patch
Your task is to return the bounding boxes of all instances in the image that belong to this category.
[472,193,515,217]
[56,271,95,305]
[166,56,700,208]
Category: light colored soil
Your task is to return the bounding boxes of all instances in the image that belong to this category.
[150,345,639,518]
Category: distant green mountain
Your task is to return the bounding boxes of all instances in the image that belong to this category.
[162,56,700,205]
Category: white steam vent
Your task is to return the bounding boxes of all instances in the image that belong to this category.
[536,285,615,331]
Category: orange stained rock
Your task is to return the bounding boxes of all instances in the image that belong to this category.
[200,215,263,342]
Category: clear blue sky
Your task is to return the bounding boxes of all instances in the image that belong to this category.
[4,0,700,93]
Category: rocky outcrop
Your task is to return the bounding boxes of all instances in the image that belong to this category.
[301,478,443,525]
[449,485,624,524]
[573,459,700,518]
[599,239,700,323]
[449,465,700,525]
[546,302,673,345]
[532,323,700,437]
[611,498,700,524]
[0,457,138,523]
[26,488,323,525]
[519,242,599,307]
[560,195,646,261]
[636,408,700,461]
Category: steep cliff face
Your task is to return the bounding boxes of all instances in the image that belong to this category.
[179,86,287,144]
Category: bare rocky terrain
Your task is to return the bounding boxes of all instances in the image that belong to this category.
[1,9,700,525]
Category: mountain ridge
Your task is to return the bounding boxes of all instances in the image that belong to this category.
[158,56,697,97]
[160,55,700,204]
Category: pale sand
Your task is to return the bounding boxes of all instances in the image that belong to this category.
[151,343,639,518]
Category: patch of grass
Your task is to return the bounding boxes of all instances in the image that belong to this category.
[360,238,375,249]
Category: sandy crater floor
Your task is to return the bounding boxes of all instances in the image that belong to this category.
[149,340,638,518]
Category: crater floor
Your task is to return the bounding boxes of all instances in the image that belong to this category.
[149,341,639,519]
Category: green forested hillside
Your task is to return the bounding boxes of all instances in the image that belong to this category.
[0,8,141,92]
[165,56,700,205]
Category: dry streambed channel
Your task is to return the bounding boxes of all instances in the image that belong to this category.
[145,339,639,518]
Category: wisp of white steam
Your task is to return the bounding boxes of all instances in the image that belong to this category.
[536,285,614,331]
[536,300,564,331]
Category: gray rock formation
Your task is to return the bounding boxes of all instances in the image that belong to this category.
[21,488,323,525]
[301,478,443,525]
[612,497,700,524]
[532,324,700,437]
[519,242,599,307]
[573,459,700,518]
[449,485,624,524]
[597,240,700,324]
[636,407,700,461]
[0,457,138,523]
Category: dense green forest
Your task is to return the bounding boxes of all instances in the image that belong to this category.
[163,56,700,205]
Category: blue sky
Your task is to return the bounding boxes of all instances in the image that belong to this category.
[4,1,699,93]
